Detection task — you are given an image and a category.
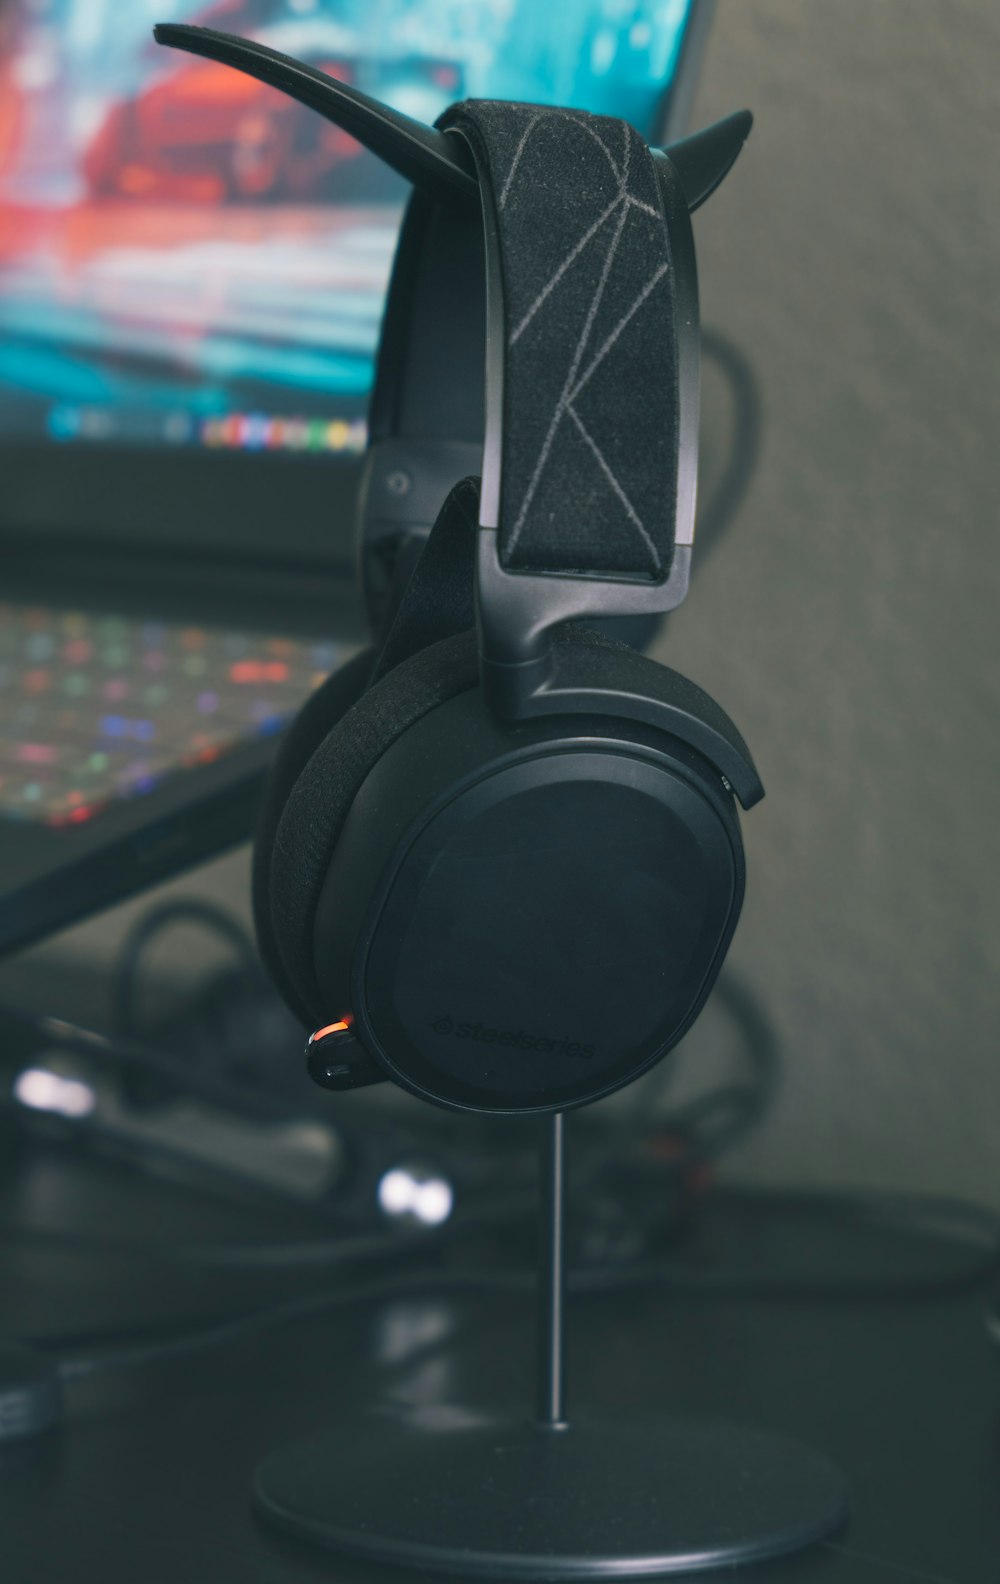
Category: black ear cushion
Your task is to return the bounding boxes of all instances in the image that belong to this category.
[267,626,703,1029]
[252,645,376,1011]
[269,627,481,1027]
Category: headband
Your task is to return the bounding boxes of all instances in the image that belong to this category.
[154,25,752,710]
[373,99,703,705]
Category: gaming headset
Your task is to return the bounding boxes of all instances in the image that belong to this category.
[158,26,765,1119]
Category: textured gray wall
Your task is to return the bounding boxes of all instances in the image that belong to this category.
[654,0,1000,1197]
[3,2,998,1200]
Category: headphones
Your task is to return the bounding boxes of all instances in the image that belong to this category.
[158,26,764,1119]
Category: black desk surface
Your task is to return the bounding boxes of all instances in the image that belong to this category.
[1,1116,997,1584]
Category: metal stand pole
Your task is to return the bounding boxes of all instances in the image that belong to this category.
[537,1110,568,1430]
[254,1108,846,1572]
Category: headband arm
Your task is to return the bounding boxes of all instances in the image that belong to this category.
[470,140,700,718]
[359,192,485,631]
[365,111,702,719]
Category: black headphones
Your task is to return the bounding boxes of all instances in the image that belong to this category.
[158,26,764,1119]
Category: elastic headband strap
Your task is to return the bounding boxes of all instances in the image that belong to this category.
[441,101,678,582]
[368,102,688,590]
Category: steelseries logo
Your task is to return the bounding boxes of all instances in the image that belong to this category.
[431,1017,595,1060]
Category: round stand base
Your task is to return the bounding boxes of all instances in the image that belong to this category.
[254,1409,847,1578]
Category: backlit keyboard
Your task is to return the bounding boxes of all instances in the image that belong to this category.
[0,603,352,826]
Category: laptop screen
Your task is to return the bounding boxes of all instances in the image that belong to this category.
[0,0,696,468]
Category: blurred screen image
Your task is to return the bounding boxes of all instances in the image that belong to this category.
[0,0,694,461]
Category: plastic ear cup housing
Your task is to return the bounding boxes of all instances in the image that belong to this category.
[311,683,745,1117]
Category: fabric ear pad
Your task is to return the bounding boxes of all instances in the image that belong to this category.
[267,626,481,1027]
[257,475,482,1024]
[252,645,376,1013]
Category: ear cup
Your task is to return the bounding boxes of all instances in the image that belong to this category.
[268,627,479,1027]
[264,625,731,1030]
[252,645,376,1011]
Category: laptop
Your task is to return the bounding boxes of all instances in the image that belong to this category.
[0,0,714,958]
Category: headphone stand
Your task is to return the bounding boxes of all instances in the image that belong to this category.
[253,1111,846,1576]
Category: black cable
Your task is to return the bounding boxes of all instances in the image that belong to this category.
[5,927,971,1318]
[579,969,780,1185]
[6,987,990,1319]
[0,1220,439,1271]
[594,327,761,653]
[651,326,763,650]
[713,1183,1000,1252]
[0,964,780,1262]
[47,1187,1000,1385]
[693,326,764,565]
[0,1189,534,1271]
[653,971,779,1162]
[1,1000,287,1122]
[0,963,776,1280]
[112,898,261,1043]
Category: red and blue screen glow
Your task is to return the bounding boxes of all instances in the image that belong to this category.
[0,0,693,457]
[0,1,691,826]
